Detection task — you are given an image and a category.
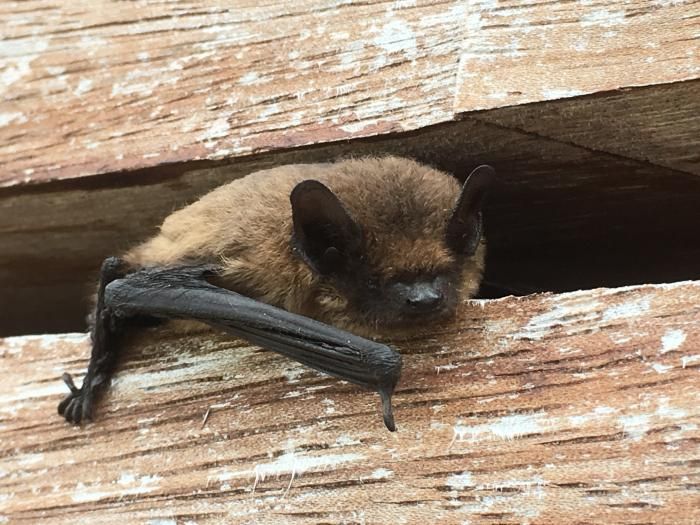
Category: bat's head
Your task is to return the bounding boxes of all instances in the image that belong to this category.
[291,159,495,336]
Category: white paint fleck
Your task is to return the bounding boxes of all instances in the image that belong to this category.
[558,346,579,354]
[334,435,360,447]
[256,103,280,120]
[681,354,700,368]
[74,78,93,96]
[0,38,50,92]
[656,398,687,420]
[117,472,136,485]
[610,334,632,344]
[660,329,686,353]
[283,365,305,384]
[453,412,547,444]
[304,384,332,393]
[581,9,627,27]
[567,414,593,426]
[651,0,687,6]
[435,363,459,374]
[146,520,176,525]
[0,112,27,127]
[137,52,150,61]
[321,398,336,414]
[601,298,651,322]
[446,471,473,490]
[238,71,260,85]
[112,473,162,497]
[594,406,617,415]
[111,80,158,97]
[71,482,112,503]
[372,19,417,61]
[542,88,586,100]
[370,468,393,480]
[650,362,673,374]
[619,414,651,441]
[18,453,44,467]
[253,450,364,494]
[340,121,375,134]
[199,117,230,146]
[516,298,600,340]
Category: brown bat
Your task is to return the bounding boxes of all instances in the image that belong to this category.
[58,156,494,431]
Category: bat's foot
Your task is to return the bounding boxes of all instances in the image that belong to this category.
[57,372,93,425]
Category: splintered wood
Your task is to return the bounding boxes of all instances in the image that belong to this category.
[1,0,698,185]
[1,282,699,524]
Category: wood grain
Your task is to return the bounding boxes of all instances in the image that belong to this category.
[455,0,700,111]
[1,281,699,524]
[473,81,700,176]
[2,0,698,186]
[0,0,465,185]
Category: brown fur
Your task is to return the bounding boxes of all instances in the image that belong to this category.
[124,156,485,337]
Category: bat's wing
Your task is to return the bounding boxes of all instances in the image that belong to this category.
[60,261,402,431]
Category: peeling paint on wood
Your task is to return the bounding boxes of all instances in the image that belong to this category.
[1,1,698,185]
[0,0,466,185]
[1,281,699,523]
[455,0,699,111]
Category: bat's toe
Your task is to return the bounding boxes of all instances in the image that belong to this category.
[58,373,93,425]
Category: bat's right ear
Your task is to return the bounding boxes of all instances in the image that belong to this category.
[445,165,496,256]
[291,180,362,275]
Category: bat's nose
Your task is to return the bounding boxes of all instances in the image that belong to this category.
[404,283,444,312]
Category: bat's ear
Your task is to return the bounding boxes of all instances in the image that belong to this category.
[291,180,362,275]
[445,165,496,256]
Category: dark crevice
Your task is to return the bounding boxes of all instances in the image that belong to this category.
[2,85,700,336]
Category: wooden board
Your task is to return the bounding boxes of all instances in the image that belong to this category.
[473,81,700,176]
[1,281,699,524]
[455,0,700,111]
[2,0,698,186]
[0,0,464,185]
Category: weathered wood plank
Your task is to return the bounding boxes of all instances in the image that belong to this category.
[0,0,465,185]
[2,1,698,186]
[1,282,699,523]
[473,80,700,176]
[456,0,700,111]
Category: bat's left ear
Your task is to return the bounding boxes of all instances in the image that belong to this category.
[445,165,496,256]
[291,180,362,275]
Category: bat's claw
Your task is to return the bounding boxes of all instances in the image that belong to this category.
[58,373,93,425]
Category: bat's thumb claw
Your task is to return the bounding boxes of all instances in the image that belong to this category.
[61,372,80,394]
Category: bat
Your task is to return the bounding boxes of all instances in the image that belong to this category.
[58,156,495,431]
